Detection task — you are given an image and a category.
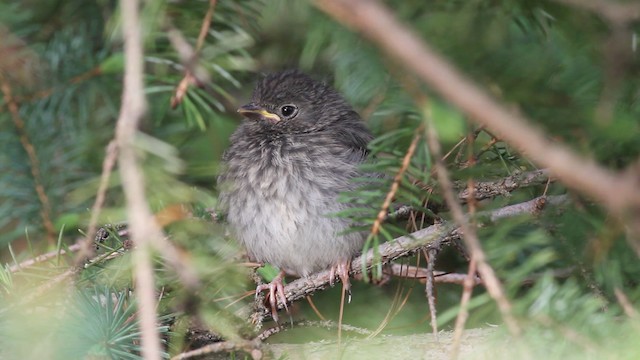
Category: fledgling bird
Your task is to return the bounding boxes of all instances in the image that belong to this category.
[218,70,373,321]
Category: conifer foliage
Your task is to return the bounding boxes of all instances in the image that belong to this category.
[1,0,640,359]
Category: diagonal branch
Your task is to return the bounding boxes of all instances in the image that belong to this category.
[168,0,217,109]
[252,194,569,321]
[313,0,640,219]
[0,75,56,244]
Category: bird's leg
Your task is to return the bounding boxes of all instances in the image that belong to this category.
[255,270,288,322]
[330,259,352,303]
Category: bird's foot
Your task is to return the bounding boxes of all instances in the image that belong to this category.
[255,271,288,323]
[329,259,352,303]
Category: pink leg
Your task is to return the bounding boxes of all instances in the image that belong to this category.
[255,271,288,322]
[330,259,352,303]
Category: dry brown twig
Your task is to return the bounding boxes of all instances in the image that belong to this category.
[370,126,423,237]
[313,0,640,231]
[450,131,482,359]
[169,0,217,108]
[423,109,522,338]
[0,74,56,245]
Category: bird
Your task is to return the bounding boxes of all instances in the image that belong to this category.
[217,70,373,321]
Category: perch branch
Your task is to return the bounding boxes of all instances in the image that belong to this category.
[252,194,569,321]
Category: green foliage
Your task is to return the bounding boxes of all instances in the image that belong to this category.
[1,0,640,358]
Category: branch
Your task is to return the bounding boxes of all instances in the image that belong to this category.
[116,0,163,358]
[313,0,640,217]
[0,74,56,244]
[457,169,550,203]
[252,194,569,321]
[171,339,261,360]
[389,169,552,220]
[75,140,119,264]
[168,0,217,109]
[554,0,640,24]
[9,243,81,273]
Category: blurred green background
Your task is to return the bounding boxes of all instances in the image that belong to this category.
[1,0,640,358]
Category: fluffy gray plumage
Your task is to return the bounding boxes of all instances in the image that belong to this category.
[218,70,373,277]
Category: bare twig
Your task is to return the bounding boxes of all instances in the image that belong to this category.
[252,195,569,321]
[116,0,163,358]
[171,339,261,360]
[388,264,482,285]
[258,320,372,341]
[9,243,82,273]
[450,257,478,360]
[313,0,640,220]
[614,287,639,319]
[554,0,640,24]
[0,74,56,244]
[423,107,521,337]
[451,131,482,359]
[168,0,217,108]
[75,140,119,264]
[457,169,551,203]
[389,169,552,220]
[425,248,438,336]
[370,127,422,236]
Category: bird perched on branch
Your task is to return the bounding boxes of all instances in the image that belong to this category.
[218,70,373,321]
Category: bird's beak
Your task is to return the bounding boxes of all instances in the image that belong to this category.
[237,103,281,123]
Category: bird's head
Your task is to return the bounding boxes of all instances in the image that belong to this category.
[238,70,358,133]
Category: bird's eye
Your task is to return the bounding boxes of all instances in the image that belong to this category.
[280,105,297,118]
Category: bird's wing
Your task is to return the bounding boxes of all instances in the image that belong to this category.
[335,120,374,164]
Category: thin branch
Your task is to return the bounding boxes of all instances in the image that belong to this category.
[614,287,639,319]
[75,140,119,264]
[388,264,482,285]
[450,257,477,360]
[171,339,261,360]
[258,320,373,341]
[168,0,217,108]
[425,248,438,336]
[423,106,521,336]
[9,243,81,273]
[116,0,163,358]
[370,127,422,236]
[389,169,552,220]
[252,195,569,321]
[554,0,640,24]
[451,131,482,359]
[0,74,56,244]
[313,0,640,218]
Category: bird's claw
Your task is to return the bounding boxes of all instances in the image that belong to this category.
[330,260,352,303]
[255,271,288,323]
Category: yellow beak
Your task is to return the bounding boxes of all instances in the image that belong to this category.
[238,104,281,123]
